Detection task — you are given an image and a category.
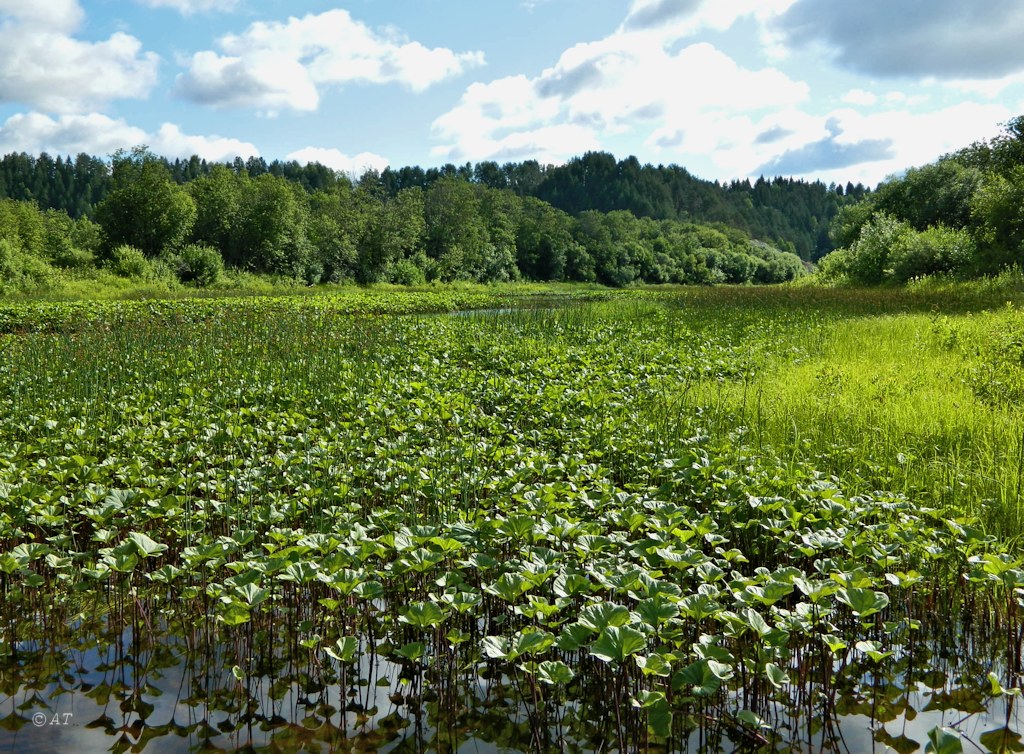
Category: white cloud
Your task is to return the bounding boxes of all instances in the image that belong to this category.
[151,124,259,162]
[0,112,259,162]
[177,50,319,114]
[621,0,797,36]
[842,89,878,106]
[0,0,83,32]
[135,0,239,14]
[0,112,146,156]
[433,29,807,165]
[0,1,159,113]
[432,124,602,165]
[940,72,1024,98]
[755,102,1011,185]
[286,147,389,177]
[176,9,484,112]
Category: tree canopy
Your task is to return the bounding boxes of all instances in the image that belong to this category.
[0,146,820,293]
[820,115,1024,284]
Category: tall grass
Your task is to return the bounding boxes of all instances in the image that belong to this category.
[656,291,1024,539]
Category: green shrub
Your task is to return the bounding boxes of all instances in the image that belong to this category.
[388,257,427,286]
[847,213,912,284]
[889,226,976,282]
[0,238,60,293]
[174,243,224,287]
[51,246,96,270]
[106,244,152,279]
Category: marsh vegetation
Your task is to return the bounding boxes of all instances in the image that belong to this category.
[0,286,1022,752]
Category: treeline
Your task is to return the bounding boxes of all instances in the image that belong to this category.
[820,116,1024,284]
[0,147,806,294]
[356,153,863,261]
[1,150,862,262]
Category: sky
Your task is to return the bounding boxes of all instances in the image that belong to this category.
[1,0,1023,188]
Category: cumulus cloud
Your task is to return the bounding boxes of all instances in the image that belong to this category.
[286,147,389,177]
[0,0,83,32]
[622,0,702,32]
[0,1,159,113]
[747,102,1012,185]
[432,123,602,165]
[620,0,797,39]
[178,51,318,113]
[150,123,259,162]
[757,118,894,175]
[434,25,807,165]
[0,112,146,157]
[842,89,878,106]
[778,0,1024,79]
[135,0,239,13]
[0,112,258,162]
[175,9,484,112]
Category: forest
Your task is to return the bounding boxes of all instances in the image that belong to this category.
[820,115,1024,284]
[6,114,1024,297]
[0,147,862,295]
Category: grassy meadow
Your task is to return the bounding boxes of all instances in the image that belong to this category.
[1,283,1022,752]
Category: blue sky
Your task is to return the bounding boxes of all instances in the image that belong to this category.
[1,0,1022,186]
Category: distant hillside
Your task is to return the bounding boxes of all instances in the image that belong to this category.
[0,147,811,294]
[0,150,865,261]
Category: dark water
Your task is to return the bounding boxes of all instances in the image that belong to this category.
[2,614,1021,754]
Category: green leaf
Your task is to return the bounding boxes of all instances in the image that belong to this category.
[557,623,592,652]
[673,660,725,697]
[324,636,359,663]
[633,692,672,739]
[578,601,630,633]
[535,660,575,686]
[482,636,510,660]
[987,672,1023,698]
[485,572,532,602]
[398,601,447,629]
[925,727,963,754]
[837,587,890,618]
[765,662,790,689]
[635,595,679,628]
[393,642,426,662]
[979,727,1024,753]
[855,640,893,663]
[822,633,848,654]
[635,652,674,678]
[736,710,766,728]
[589,626,646,664]
[217,602,251,627]
[513,628,555,658]
[445,628,470,645]
[127,532,168,558]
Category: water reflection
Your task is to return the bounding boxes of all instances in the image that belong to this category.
[1,607,1020,753]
